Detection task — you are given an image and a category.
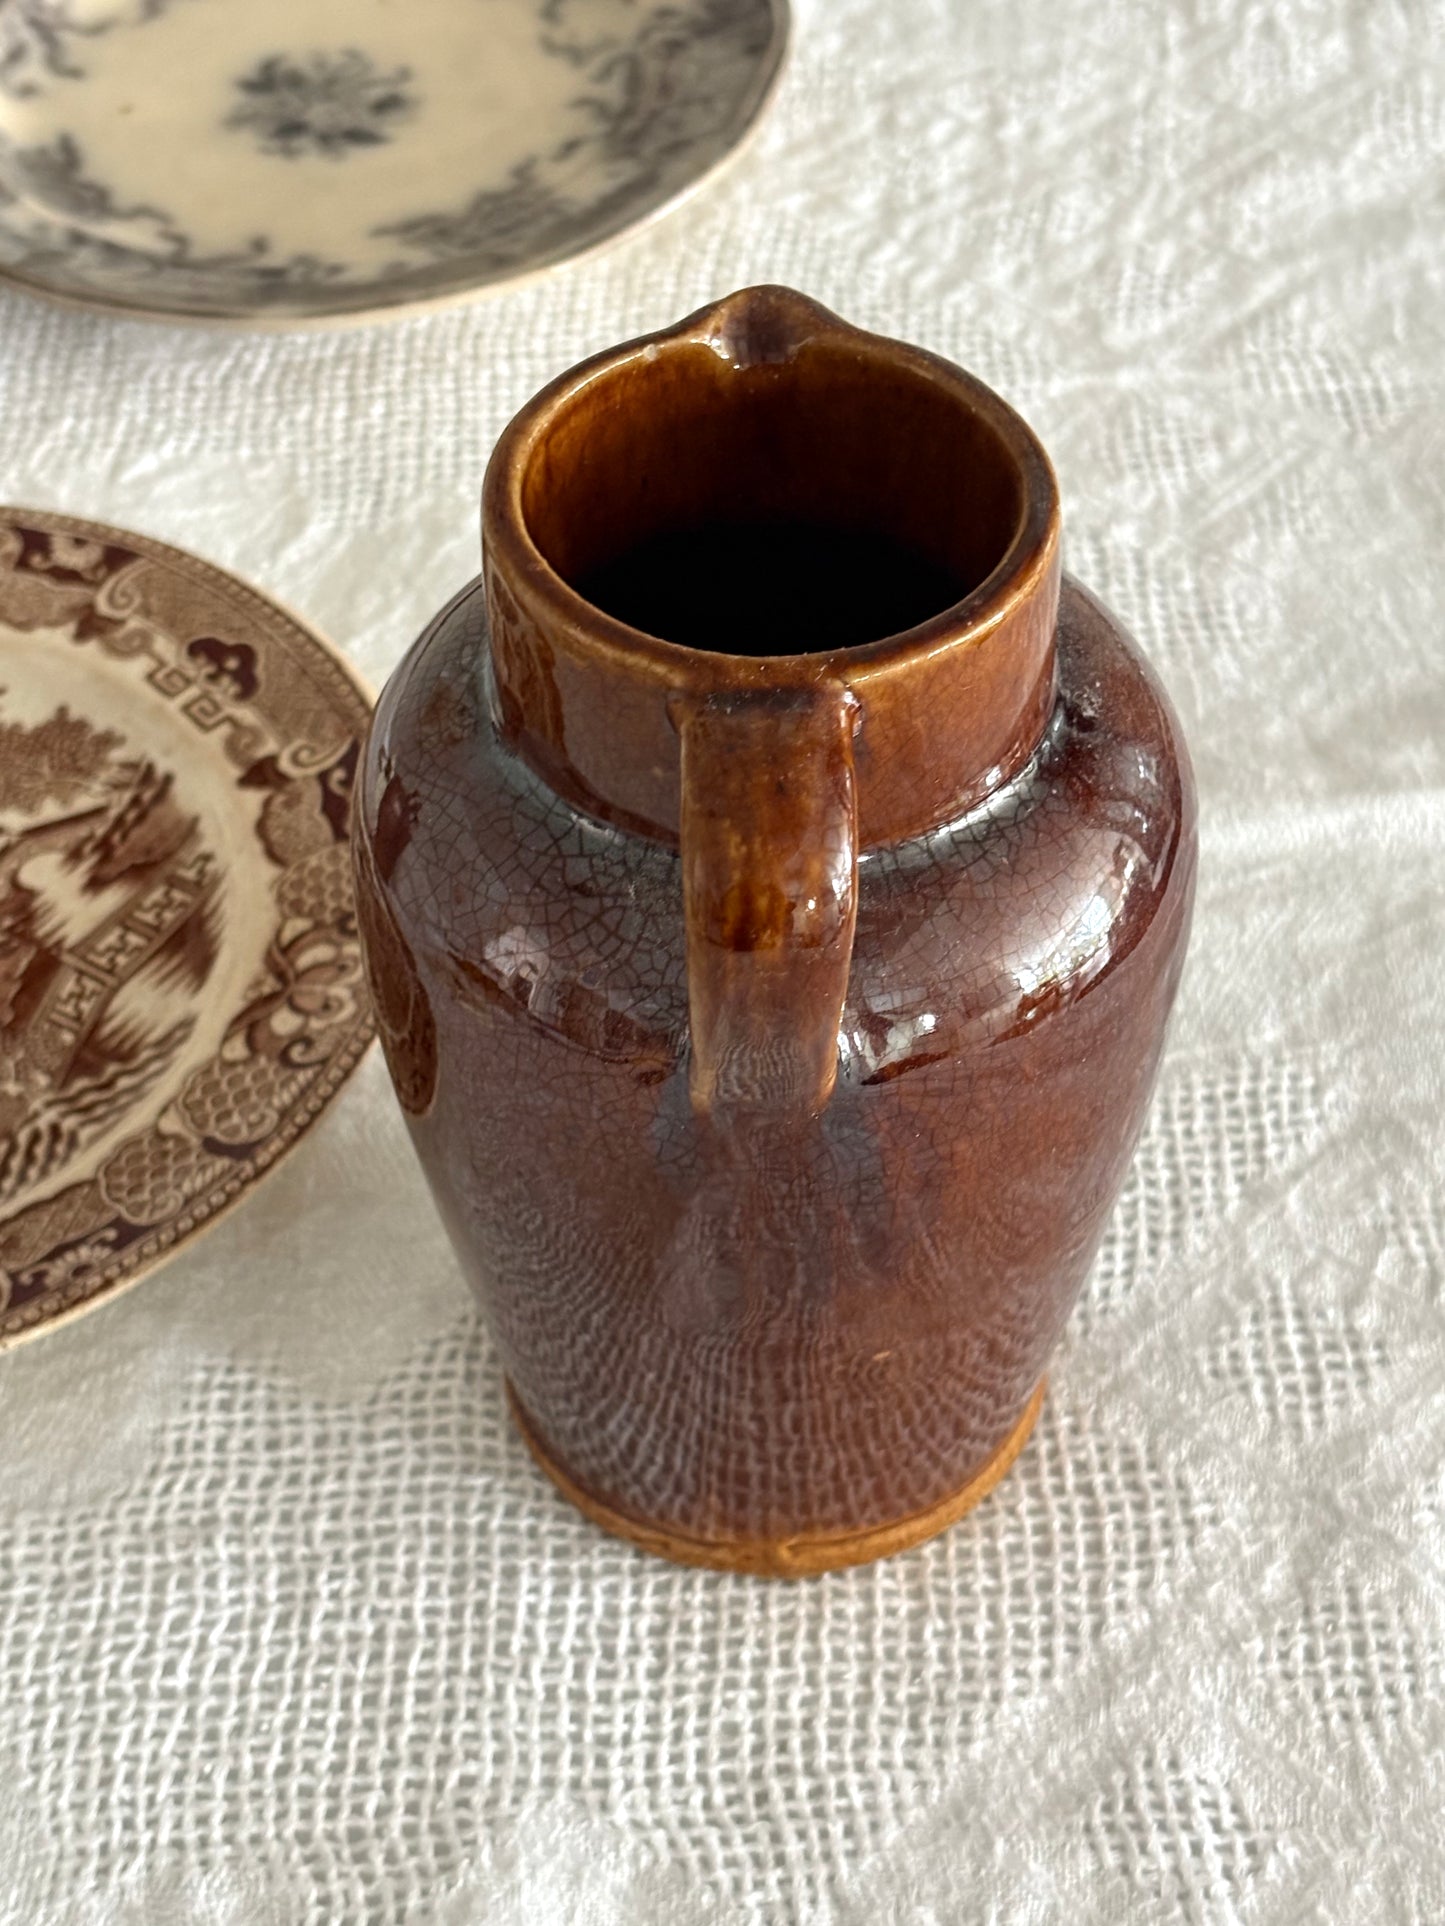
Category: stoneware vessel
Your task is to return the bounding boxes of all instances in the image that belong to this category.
[353,287,1197,1576]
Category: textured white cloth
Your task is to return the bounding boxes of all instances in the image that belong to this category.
[1,0,1442,1919]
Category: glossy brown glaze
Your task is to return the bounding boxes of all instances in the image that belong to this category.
[354,288,1197,1572]
[507,1378,1047,1577]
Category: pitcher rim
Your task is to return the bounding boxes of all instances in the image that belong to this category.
[481,285,1062,693]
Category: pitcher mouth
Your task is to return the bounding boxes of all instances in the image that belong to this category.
[483,285,1060,681]
[478,289,1062,847]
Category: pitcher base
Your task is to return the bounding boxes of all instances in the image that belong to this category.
[506,1378,1046,1578]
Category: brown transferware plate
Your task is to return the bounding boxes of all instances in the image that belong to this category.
[0,508,374,1348]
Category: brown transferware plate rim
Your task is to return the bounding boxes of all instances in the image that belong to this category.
[0,505,376,1352]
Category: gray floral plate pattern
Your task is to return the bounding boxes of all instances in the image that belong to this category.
[0,0,787,325]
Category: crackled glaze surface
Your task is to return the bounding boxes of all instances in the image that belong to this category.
[0,0,786,323]
[0,509,373,1346]
[354,292,1197,1567]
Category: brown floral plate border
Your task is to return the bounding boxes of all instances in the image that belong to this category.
[0,508,375,1347]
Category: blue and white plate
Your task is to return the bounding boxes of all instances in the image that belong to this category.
[0,0,788,325]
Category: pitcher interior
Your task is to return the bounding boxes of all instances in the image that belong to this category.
[518,342,1030,656]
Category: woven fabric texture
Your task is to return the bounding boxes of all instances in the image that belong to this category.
[1,0,1442,1919]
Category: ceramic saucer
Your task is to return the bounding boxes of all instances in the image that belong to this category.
[0,0,788,326]
[0,508,375,1347]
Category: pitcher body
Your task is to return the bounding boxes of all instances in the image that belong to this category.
[354,288,1196,1573]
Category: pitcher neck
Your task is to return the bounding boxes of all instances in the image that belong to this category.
[480,288,1061,851]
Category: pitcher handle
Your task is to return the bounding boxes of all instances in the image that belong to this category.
[674,682,860,1121]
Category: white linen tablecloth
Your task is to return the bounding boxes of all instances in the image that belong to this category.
[2,0,1442,1918]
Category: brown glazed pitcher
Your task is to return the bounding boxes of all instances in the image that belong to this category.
[353,288,1197,1576]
